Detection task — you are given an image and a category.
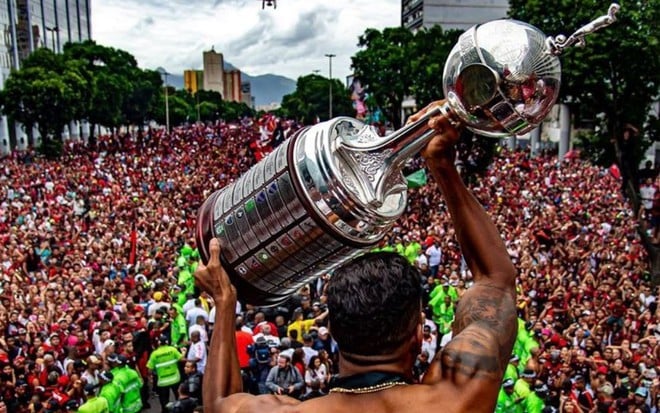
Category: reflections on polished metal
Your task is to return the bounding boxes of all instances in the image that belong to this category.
[442,3,619,138]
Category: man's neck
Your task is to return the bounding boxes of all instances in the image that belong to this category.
[337,349,415,382]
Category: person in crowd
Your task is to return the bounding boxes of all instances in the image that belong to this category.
[98,370,121,413]
[108,353,143,413]
[303,355,328,393]
[264,354,305,399]
[146,335,183,413]
[181,360,203,401]
[77,383,109,413]
[166,383,199,413]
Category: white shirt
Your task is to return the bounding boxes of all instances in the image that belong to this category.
[186,307,209,327]
[439,331,453,349]
[188,340,207,374]
[301,346,318,365]
[182,299,196,315]
[641,185,656,210]
[426,245,442,267]
[421,335,438,361]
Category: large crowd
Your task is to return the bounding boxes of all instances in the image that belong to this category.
[0,116,658,413]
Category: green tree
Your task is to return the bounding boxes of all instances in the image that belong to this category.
[351,27,415,127]
[220,101,255,122]
[123,69,162,127]
[0,49,85,148]
[280,74,352,123]
[63,41,159,143]
[409,26,463,107]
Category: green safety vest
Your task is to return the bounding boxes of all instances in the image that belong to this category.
[78,396,110,413]
[171,313,188,346]
[429,284,459,302]
[432,301,455,334]
[112,366,143,413]
[504,363,519,382]
[496,389,523,413]
[404,242,421,264]
[514,379,531,400]
[524,392,545,413]
[147,345,183,387]
[99,382,122,413]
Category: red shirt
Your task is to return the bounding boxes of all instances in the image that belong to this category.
[235,331,254,369]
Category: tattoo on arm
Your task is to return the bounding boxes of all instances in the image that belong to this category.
[441,284,517,383]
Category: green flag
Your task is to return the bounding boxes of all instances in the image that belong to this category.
[406,169,427,189]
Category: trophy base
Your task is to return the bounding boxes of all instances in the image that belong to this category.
[196,190,291,307]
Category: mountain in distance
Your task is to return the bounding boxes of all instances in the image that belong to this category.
[159,61,296,107]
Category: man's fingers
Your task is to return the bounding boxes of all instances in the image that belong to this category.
[208,238,221,266]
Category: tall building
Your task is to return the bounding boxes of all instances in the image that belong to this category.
[402,0,509,32]
[223,70,242,103]
[0,0,91,153]
[184,69,204,94]
[202,47,224,95]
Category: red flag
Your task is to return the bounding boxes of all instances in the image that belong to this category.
[128,225,137,265]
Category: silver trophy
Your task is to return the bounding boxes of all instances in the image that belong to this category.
[196,5,619,306]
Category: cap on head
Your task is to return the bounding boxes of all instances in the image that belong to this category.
[158,334,170,345]
[99,370,113,382]
[522,369,536,379]
[84,383,97,395]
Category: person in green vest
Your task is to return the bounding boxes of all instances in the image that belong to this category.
[147,334,184,413]
[432,295,455,335]
[513,319,529,360]
[514,369,536,404]
[108,354,143,413]
[403,236,422,265]
[496,379,523,413]
[523,383,546,413]
[78,383,109,413]
[98,370,121,413]
[429,281,459,306]
[504,355,521,382]
[168,305,188,347]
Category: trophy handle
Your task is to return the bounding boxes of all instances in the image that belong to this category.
[546,3,620,55]
[336,101,459,208]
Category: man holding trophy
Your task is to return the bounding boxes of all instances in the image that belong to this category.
[194,6,618,412]
[195,107,518,412]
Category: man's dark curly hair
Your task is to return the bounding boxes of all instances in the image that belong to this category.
[326,251,423,358]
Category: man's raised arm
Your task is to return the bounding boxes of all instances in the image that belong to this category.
[414,107,517,396]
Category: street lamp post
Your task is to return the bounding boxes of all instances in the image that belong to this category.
[159,69,171,133]
[45,26,58,53]
[325,54,335,119]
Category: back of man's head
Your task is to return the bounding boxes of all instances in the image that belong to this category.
[327,252,422,359]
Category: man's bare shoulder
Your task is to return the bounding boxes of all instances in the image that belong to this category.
[214,382,490,413]
[215,392,301,413]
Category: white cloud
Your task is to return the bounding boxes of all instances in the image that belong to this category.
[93,0,400,82]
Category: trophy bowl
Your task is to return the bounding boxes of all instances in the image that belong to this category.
[443,20,562,138]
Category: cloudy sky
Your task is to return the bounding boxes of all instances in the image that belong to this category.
[93,0,400,81]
